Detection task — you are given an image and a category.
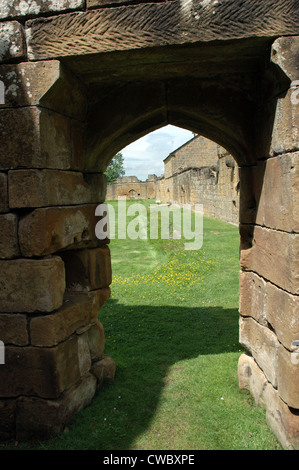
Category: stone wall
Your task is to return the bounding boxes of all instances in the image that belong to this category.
[107,136,240,225]
[106,175,157,200]
[237,37,299,450]
[0,60,115,441]
[156,139,239,224]
[164,135,221,177]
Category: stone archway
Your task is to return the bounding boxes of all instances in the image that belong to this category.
[129,189,137,200]
[0,0,298,448]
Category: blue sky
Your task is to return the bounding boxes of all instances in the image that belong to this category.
[121,125,195,181]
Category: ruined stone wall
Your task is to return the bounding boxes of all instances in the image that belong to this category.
[0,17,115,439]
[156,140,240,224]
[157,153,239,224]
[237,37,299,450]
[164,135,220,178]
[108,136,239,225]
[106,175,157,200]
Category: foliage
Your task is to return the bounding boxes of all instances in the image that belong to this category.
[105,153,125,183]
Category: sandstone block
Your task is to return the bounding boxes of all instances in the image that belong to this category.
[93,286,111,313]
[270,37,299,156]
[0,399,16,440]
[16,373,97,441]
[0,336,81,399]
[0,172,7,212]
[264,383,299,450]
[277,344,299,409]
[239,316,279,388]
[0,213,20,258]
[0,256,65,312]
[100,355,116,382]
[0,21,25,64]
[91,355,116,384]
[71,119,86,170]
[29,289,110,347]
[271,36,299,82]
[38,61,87,121]
[39,108,72,168]
[240,224,299,295]
[0,60,86,120]
[87,320,105,361]
[238,353,267,407]
[240,153,299,232]
[62,246,112,292]
[0,107,39,169]
[19,204,102,257]
[240,270,299,352]
[29,291,109,347]
[8,170,106,209]
[0,314,28,346]
[77,332,92,376]
[260,153,299,231]
[0,61,60,107]
[0,0,84,20]
[270,88,299,156]
[16,396,64,440]
[26,1,299,62]
[265,282,299,351]
[0,107,73,170]
[90,361,104,384]
[239,270,267,326]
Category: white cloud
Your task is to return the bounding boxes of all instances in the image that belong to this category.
[121,125,195,180]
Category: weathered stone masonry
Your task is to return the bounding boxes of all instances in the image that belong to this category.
[107,135,240,225]
[159,147,239,224]
[0,0,298,449]
[107,174,158,201]
[0,22,116,440]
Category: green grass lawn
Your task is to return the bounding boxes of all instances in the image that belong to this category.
[10,200,282,450]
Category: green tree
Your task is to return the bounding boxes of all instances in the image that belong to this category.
[105,152,125,183]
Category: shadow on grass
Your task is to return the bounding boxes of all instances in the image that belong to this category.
[54,298,243,450]
[4,298,245,451]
